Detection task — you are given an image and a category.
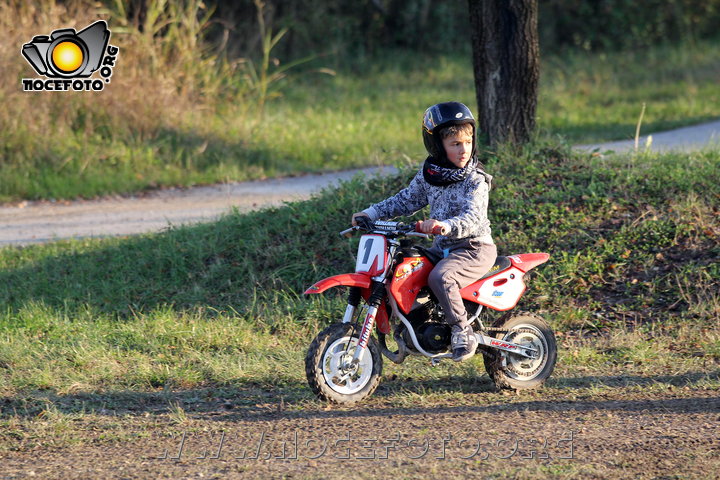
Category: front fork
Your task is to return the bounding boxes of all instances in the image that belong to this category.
[341,285,362,324]
[344,283,384,365]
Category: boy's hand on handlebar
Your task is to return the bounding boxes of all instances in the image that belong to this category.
[416,219,448,235]
[351,212,369,227]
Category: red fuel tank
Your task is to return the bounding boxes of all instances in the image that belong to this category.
[389,256,433,314]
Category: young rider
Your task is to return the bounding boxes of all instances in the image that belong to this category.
[352,102,497,362]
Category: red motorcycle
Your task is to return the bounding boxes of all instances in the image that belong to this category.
[304,218,557,404]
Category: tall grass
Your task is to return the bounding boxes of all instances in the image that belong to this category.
[1,1,720,202]
[2,0,239,200]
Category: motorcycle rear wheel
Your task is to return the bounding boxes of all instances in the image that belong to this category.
[305,323,383,404]
[483,312,557,391]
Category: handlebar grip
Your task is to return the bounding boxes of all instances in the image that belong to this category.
[353,215,371,228]
[414,222,446,235]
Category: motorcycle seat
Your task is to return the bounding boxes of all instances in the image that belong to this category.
[415,246,442,265]
[480,256,512,279]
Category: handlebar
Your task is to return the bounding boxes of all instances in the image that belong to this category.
[341,217,434,238]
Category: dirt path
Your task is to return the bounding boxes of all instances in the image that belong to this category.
[0,166,398,246]
[576,118,720,153]
[1,388,718,479]
[1,119,718,247]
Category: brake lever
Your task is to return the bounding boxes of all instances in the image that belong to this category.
[338,226,357,238]
[394,222,427,238]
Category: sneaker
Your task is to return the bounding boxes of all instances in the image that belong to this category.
[451,324,477,362]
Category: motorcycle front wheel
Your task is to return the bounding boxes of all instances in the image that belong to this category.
[305,322,383,404]
[483,312,557,391]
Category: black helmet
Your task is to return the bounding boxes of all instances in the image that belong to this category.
[422,102,476,162]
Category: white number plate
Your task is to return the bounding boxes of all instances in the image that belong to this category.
[355,234,387,276]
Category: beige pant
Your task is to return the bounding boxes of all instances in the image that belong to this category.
[427,239,497,328]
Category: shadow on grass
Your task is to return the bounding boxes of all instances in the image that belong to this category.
[0,159,405,321]
[1,126,359,203]
[146,127,374,177]
[0,221,244,318]
[2,369,718,421]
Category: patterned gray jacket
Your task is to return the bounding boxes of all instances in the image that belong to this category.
[362,166,494,250]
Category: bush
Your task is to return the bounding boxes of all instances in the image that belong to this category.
[540,0,720,51]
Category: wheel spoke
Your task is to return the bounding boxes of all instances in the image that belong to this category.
[325,356,342,379]
[345,369,368,391]
[327,350,353,377]
[322,335,373,395]
[501,326,547,380]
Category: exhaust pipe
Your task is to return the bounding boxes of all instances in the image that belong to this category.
[377,332,408,364]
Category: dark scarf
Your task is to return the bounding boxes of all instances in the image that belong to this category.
[422,156,476,187]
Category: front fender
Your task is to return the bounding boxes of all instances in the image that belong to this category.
[304,273,372,295]
[304,273,391,335]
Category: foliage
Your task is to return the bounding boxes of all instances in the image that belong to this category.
[208,0,471,59]
[206,0,720,57]
[541,0,720,51]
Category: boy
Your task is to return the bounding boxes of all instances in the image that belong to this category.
[352,102,496,362]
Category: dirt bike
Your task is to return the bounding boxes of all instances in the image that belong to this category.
[304,217,557,404]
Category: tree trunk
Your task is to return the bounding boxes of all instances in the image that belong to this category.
[468,0,539,147]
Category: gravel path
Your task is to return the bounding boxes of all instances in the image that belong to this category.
[1,119,718,246]
[576,119,720,153]
[0,166,398,246]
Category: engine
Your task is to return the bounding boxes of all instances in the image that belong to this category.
[416,321,451,353]
[400,294,451,354]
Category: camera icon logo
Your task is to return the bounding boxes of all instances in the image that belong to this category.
[21,20,119,92]
[22,20,110,78]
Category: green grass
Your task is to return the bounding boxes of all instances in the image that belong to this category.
[539,42,720,142]
[0,145,717,417]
